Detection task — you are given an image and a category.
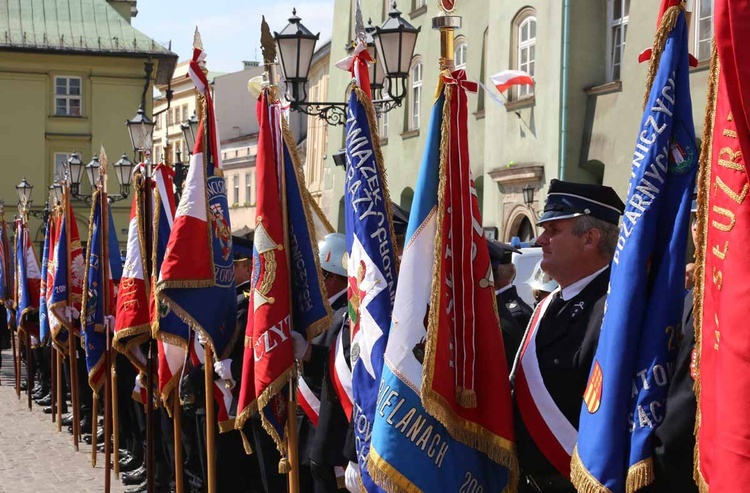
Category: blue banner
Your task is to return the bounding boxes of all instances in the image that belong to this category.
[283,136,332,340]
[572,11,697,493]
[39,218,51,344]
[82,194,106,391]
[344,89,399,491]
[368,94,510,492]
[0,216,9,304]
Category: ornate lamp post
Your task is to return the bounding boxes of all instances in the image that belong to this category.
[180,111,199,156]
[126,105,156,161]
[522,184,535,208]
[274,3,420,125]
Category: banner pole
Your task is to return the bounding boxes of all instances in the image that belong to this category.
[91,393,99,466]
[65,186,81,451]
[173,396,184,493]
[100,160,113,492]
[111,355,120,479]
[51,341,57,423]
[25,330,32,410]
[56,346,63,432]
[142,155,156,493]
[11,327,19,397]
[204,343,217,493]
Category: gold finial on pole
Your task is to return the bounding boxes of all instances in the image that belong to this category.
[260,16,278,87]
[193,26,203,51]
[433,0,461,70]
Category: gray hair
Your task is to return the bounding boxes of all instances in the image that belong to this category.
[493,263,516,287]
[572,215,619,259]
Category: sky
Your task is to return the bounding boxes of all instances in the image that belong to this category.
[133,0,335,73]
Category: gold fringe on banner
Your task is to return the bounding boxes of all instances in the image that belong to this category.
[420,73,519,493]
[239,428,255,455]
[570,446,613,493]
[368,447,425,493]
[626,457,654,493]
[692,40,719,493]
[278,456,291,474]
[642,5,684,109]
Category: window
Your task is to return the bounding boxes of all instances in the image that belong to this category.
[379,99,389,140]
[409,60,423,131]
[55,76,82,116]
[155,113,161,130]
[695,0,713,61]
[608,0,630,81]
[518,17,536,98]
[248,169,257,205]
[182,104,189,125]
[53,153,69,182]
[414,0,426,9]
[232,175,239,204]
[154,145,162,163]
[454,38,468,70]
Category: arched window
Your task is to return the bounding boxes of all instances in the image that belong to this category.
[694,0,713,61]
[409,58,423,131]
[454,37,468,70]
[517,16,536,99]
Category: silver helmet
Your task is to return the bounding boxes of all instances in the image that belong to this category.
[525,260,558,293]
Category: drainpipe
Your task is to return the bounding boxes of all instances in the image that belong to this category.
[558,0,571,180]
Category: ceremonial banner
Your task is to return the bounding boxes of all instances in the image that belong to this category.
[0,211,11,304]
[343,81,398,492]
[151,164,191,404]
[157,41,238,383]
[15,219,42,342]
[82,190,123,394]
[369,71,517,492]
[694,1,750,490]
[38,216,53,345]
[113,178,151,372]
[49,197,85,350]
[236,88,292,451]
[571,4,697,492]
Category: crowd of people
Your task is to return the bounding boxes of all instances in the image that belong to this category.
[2,178,701,493]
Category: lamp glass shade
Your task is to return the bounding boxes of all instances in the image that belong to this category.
[181,111,199,154]
[15,177,33,205]
[275,10,319,82]
[114,153,135,188]
[126,106,156,153]
[67,153,85,186]
[49,183,63,204]
[522,184,535,207]
[375,5,420,78]
[85,156,101,188]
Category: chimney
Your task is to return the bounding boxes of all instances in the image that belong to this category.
[107,0,138,24]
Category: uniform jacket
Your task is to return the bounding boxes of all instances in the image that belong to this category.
[496,285,533,368]
[514,267,610,478]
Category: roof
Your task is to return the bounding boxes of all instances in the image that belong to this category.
[0,0,177,82]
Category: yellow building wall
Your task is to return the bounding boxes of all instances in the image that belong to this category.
[0,51,162,252]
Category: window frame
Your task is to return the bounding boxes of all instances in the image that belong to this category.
[454,37,468,71]
[607,0,630,82]
[517,16,537,99]
[54,76,82,117]
[409,59,423,131]
[232,174,240,204]
[694,0,713,62]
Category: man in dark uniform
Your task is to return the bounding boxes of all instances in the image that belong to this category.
[293,233,351,493]
[487,239,533,368]
[512,179,624,493]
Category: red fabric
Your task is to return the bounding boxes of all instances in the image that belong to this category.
[656,0,682,27]
[236,91,293,443]
[352,47,372,99]
[329,332,353,421]
[697,2,750,490]
[423,68,515,450]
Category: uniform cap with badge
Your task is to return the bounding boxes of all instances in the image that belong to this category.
[538,179,625,226]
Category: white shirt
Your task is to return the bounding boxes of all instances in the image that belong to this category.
[559,265,609,301]
[329,288,347,306]
[495,284,513,297]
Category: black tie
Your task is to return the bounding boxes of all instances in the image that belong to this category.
[545,291,566,317]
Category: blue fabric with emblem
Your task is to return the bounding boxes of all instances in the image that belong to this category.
[574,11,697,492]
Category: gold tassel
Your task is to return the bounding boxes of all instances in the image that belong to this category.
[642,5,684,109]
[240,429,254,455]
[278,456,291,474]
[625,458,654,493]
[570,446,614,493]
[458,389,477,409]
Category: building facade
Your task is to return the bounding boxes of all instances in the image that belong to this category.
[321,0,714,241]
[0,0,176,244]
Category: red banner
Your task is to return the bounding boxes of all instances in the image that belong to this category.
[235,90,293,452]
[422,70,516,471]
[695,2,750,490]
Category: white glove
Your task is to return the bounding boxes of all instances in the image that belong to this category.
[344,461,360,493]
[213,359,233,380]
[105,315,116,333]
[197,330,209,346]
[70,306,80,321]
[291,331,310,361]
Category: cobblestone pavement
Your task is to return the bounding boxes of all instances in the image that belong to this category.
[0,349,126,493]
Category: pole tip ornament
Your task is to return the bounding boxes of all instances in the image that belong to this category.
[260,16,276,66]
[99,145,108,173]
[193,27,203,51]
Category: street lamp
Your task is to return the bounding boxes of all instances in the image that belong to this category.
[273,4,419,125]
[15,177,33,210]
[522,184,535,208]
[126,105,156,157]
[85,155,101,190]
[373,2,421,102]
[180,111,199,155]
[49,182,63,205]
[174,150,188,202]
[67,153,85,196]
[113,152,135,197]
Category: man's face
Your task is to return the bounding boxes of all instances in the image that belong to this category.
[536,218,589,284]
[234,260,252,285]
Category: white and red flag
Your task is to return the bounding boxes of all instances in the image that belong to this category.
[489,69,534,94]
